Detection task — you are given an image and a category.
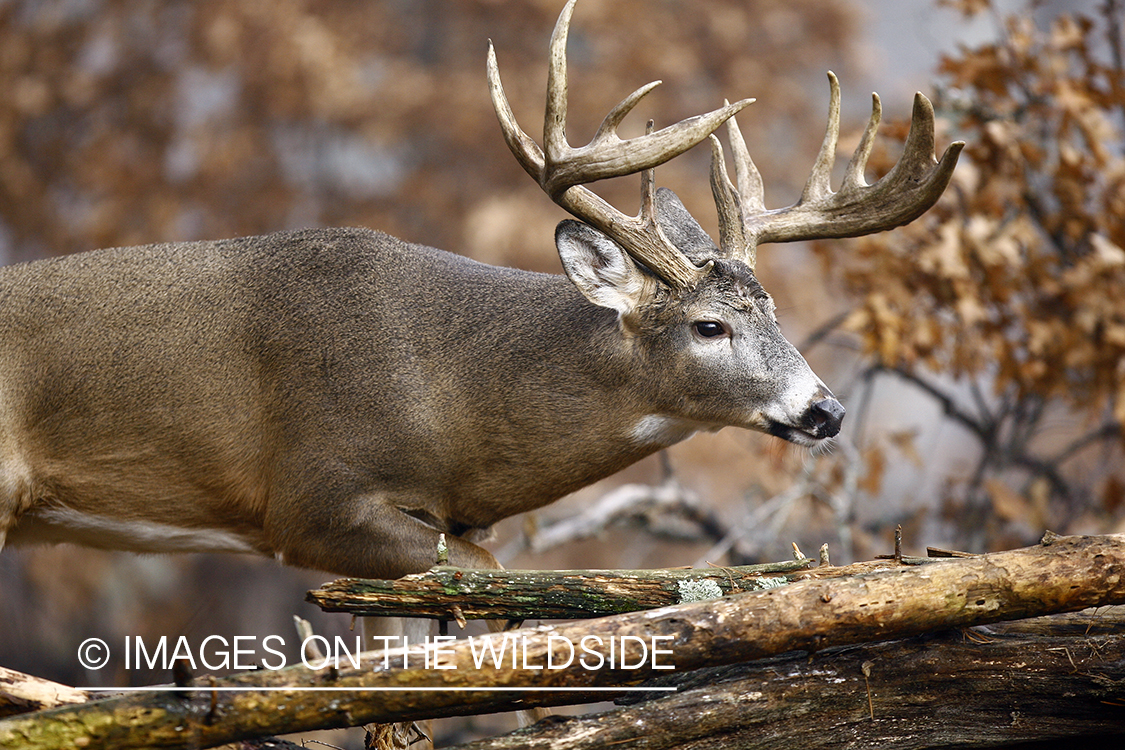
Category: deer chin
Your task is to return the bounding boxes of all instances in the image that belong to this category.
[765,420,832,447]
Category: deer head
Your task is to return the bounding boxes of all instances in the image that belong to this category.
[488,0,965,447]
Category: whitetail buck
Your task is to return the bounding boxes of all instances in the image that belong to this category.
[0,0,962,581]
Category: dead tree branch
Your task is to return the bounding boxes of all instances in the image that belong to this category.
[307,558,815,620]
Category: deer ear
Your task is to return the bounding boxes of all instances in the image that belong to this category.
[555,220,653,315]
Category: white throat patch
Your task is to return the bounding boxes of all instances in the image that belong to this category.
[629,415,707,447]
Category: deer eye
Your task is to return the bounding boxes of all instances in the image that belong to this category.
[692,321,728,339]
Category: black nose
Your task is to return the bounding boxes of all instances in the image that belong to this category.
[807,398,845,438]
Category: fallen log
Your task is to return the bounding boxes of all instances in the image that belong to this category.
[2,532,1123,750]
[445,607,1125,749]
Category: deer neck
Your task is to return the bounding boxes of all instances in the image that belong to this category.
[437,274,702,525]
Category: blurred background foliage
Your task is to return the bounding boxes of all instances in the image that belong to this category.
[824,0,1124,550]
[0,0,1122,745]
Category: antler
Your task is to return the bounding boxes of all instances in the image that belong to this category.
[487,0,752,289]
[710,71,966,269]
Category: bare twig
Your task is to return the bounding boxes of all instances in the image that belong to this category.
[526,481,718,554]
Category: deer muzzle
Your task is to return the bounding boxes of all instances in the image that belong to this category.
[765,390,846,446]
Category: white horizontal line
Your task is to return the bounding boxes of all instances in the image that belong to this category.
[77,686,677,693]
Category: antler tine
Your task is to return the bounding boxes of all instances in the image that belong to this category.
[800,71,843,205]
[710,135,752,266]
[488,0,751,289]
[487,41,545,184]
[842,92,881,191]
[893,92,952,187]
[710,105,762,268]
[543,0,576,162]
[641,120,659,220]
[724,107,765,215]
[741,72,965,246]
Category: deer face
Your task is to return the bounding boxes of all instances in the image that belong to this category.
[556,196,844,448]
[665,258,843,446]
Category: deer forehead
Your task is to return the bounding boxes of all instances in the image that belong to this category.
[667,263,775,317]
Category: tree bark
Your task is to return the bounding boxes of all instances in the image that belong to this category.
[2,533,1123,750]
[444,607,1125,749]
